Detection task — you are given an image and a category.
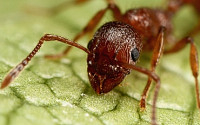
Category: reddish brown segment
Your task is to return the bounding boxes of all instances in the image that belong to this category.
[87,21,142,94]
[1,0,200,125]
[140,26,166,110]
[190,40,200,108]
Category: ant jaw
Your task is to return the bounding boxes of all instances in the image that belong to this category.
[88,70,129,94]
[89,73,106,94]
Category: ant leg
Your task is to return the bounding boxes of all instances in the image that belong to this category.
[0,34,89,89]
[140,27,166,110]
[45,1,122,59]
[106,0,122,21]
[119,63,161,125]
[191,41,200,109]
[164,37,200,108]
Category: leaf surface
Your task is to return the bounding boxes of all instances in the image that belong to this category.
[0,0,200,125]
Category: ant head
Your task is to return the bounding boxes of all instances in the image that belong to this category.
[87,21,142,94]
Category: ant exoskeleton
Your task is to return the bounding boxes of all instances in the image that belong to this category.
[1,0,199,125]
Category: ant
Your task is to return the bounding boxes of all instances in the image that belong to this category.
[1,0,199,124]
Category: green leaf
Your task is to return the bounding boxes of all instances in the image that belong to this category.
[0,0,200,125]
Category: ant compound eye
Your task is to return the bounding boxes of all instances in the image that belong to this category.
[131,48,140,62]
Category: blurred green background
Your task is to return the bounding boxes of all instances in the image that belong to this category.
[0,0,200,125]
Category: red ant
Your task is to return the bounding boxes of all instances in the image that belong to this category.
[1,0,199,125]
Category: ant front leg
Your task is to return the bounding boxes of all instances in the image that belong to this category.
[164,37,200,109]
[0,34,89,89]
[119,63,161,125]
[140,26,166,110]
[45,0,122,59]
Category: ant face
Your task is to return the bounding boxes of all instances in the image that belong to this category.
[87,53,130,94]
[87,22,142,94]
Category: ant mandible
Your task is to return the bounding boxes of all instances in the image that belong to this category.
[1,0,199,125]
